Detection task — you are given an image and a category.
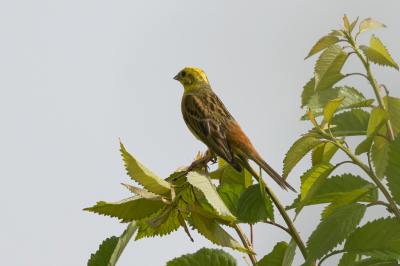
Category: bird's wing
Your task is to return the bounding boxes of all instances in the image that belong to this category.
[182,94,241,171]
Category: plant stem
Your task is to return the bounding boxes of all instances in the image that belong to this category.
[233,223,257,265]
[317,250,345,266]
[264,221,291,235]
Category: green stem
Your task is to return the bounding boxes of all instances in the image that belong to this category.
[233,223,258,266]
[318,250,345,266]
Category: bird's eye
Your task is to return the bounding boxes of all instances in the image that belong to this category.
[181,71,186,77]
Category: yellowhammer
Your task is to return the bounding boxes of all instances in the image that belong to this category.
[173,67,296,192]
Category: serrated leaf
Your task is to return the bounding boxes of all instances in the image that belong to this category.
[259,177,275,223]
[187,172,235,222]
[350,17,359,33]
[177,212,194,242]
[219,158,253,188]
[301,86,374,120]
[236,183,274,224]
[282,136,322,179]
[166,248,238,266]
[258,242,289,266]
[83,196,165,223]
[321,188,371,219]
[350,258,399,266]
[312,142,339,166]
[302,203,366,266]
[359,35,399,70]
[345,217,400,260]
[359,18,387,34]
[283,238,297,266]
[344,15,350,31]
[324,97,345,123]
[305,35,341,59]
[329,30,346,37]
[191,212,253,254]
[329,109,370,137]
[338,252,361,266]
[146,205,174,229]
[216,184,246,217]
[385,133,400,206]
[314,45,348,91]
[372,97,400,179]
[120,141,170,195]
[121,183,163,201]
[355,108,390,155]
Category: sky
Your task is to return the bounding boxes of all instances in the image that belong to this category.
[1,1,400,265]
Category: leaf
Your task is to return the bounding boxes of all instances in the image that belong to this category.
[286,173,378,210]
[295,163,334,219]
[345,217,400,261]
[329,109,370,137]
[321,188,371,219]
[216,184,246,217]
[220,160,253,188]
[350,258,399,266]
[372,97,400,179]
[359,35,399,70]
[83,196,165,223]
[191,212,253,254]
[259,177,275,223]
[302,203,366,266]
[301,86,374,120]
[88,221,139,266]
[305,35,341,59]
[350,17,359,33]
[258,242,289,266]
[359,18,387,34]
[283,238,297,266]
[187,203,231,225]
[338,252,361,266]
[187,172,235,222]
[121,183,164,201]
[355,108,390,155]
[312,142,339,166]
[177,212,194,242]
[120,141,170,195]
[314,45,348,91]
[145,206,174,229]
[166,248,238,266]
[344,15,350,31]
[282,136,322,179]
[324,97,345,123]
[236,183,274,224]
[385,133,400,207]
[329,30,346,37]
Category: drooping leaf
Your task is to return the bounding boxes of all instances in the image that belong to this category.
[386,133,400,206]
[305,36,341,59]
[187,172,235,222]
[350,258,399,266]
[236,183,274,224]
[314,45,348,91]
[359,18,387,34]
[312,142,339,166]
[283,238,297,266]
[145,206,175,229]
[216,184,246,217]
[301,86,374,120]
[191,212,253,254]
[166,248,238,266]
[83,196,165,223]
[359,35,399,70]
[343,15,350,31]
[302,203,366,266]
[324,97,345,123]
[282,136,322,179]
[349,17,359,33]
[258,242,289,266]
[120,141,170,195]
[345,217,400,261]
[338,252,361,266]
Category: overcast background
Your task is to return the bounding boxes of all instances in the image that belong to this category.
[1,1,400,265]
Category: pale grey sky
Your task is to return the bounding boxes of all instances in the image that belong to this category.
[1,1,399,265]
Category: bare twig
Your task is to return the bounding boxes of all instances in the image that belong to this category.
[264,221,291,235]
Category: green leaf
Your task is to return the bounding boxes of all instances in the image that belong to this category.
[283,238,297,266]
[295,163,334,219]
[305,35,341,59]
[386,133,400,206]
[350,17,359,33]
[216,184,246,217]
[220,159,253,188]
[135,206,180,240]
[259,177,275,223]
[121,183,164,201]
[344,15,350,31]
[120,141,170,195]
[88,221,139,266]
[338,252,361,266]
[286,174,378,210]
[324,97,345,123]
[145,206,175,229]
[350,258,399,266]
[258,242,289,266]
[372,96,400,179]
[282,136,322,179]
[312,142,339,166]
[359,35,399,70]
[301,86,374,120]
[355,108,390,155]
[345,217,400,261]
[302,203,366,266]
[314,45,348,91]
[359,18,387,34]
[321,188,371,219]
[177,212,194,242]
[191,212,252,254]
[166,248,238,266]
[329,30,346,37]
[187,172,235,222]
[329,109,370,137]
[236,184,274,224]
[83,196,165,223]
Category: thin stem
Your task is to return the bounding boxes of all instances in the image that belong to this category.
[377,133,389,140]
[367,151,373,172]
[343,140,350,149]
[345,72,369,80]
[264,221,291,235]
[233,223,257,265]
[367,201,391,209]
[335,161,355,168]
[250,224,254,246]
[318,250,345,266]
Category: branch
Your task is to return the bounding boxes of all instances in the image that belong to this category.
[264,221,291,235]
[318,250,345,266]
[233,223,257,265]
[367,201,392,209]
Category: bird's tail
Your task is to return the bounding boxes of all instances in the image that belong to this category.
[236,154,297,193]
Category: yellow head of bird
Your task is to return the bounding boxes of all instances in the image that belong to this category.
[173,67,210,92]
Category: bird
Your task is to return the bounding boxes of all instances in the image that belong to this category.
[173,67,296,192]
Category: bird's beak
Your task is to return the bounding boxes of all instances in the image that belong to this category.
[173,74,179,80]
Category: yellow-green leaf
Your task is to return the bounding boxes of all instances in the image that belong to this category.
[321,189,370,219]
[359,18,387,34]
[343,15,350,31]
[359,35,399,70]
[324,97,345,123]
[350,17,359,33]
[305,36,341,59]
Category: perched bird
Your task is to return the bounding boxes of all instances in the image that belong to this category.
[174,67,296,192]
